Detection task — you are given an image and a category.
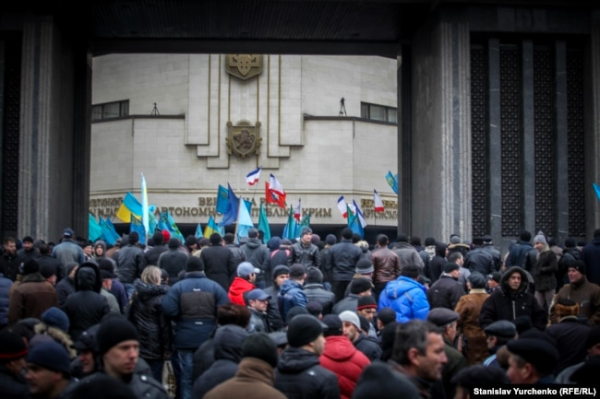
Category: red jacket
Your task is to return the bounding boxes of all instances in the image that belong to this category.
[319,335,370,399]
[227,277,255,305]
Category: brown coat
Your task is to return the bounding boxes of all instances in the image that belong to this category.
[8,273,58,323]
[371,247,401,284]
[204,357,286,399]
[454,289,489,365]
[549,276,600,325]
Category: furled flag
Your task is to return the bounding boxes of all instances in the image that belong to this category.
[353,200,368,228]
[89,214,102,242]
[258,202,271,243]
[337,196,348,218]
[216,185,230,214]
[141,174,149,237]
[283,206,298,240]
[237,199,254,242]
[245,167,262,186]
[594,183,600,201]
[265,174,286,208]
[294,199,302,222]
[373,189,385,212]
[219,183,240,226]
[386,171,398,195]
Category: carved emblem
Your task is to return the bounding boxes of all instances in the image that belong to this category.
[225,54,263,80]
[226,121,262,158]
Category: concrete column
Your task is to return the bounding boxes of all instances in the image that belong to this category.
[398,46,412,235]
[18,17,88,241]
[411,13,471,242]
[586,25,600,237]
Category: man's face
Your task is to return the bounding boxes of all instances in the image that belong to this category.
[26,364,62,396]
[103,278,113,291]
[23,241,34,251]
[486,335,497,350]
[78,350,95,374]
[445,322,458,342]
[450,269,461,279]
[301,233,312,245]
[248,273,256,284]
[342,321,359,342]
[507,355,528,384]
[358,307,376,322]
[103,340,139,378]
[312,334,325,356]
[456,257,464,267]
[249,298,268,313]
[4,241,16,255]
[46,275,57,286]
[5,357,26,376]
[83,245,93,256]
[508,272,521,290]
[274,274,289,288]
[568,268,584,284]
[488,279,499,289]
[415,332,448,381]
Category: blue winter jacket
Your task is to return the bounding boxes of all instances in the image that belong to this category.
[162,271,230,350]
[378,276,430,323]
[278,279,307,322]
[0,274,12,325]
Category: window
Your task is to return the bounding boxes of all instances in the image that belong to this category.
[360,102,397,123]
[92,100,129,121]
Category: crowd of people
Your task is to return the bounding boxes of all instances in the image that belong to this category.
[2,225,600,399]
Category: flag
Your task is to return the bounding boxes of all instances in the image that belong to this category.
[89,214,102,242]
[237,199,254,241]
[203,216,220,238]
[386,171,398,194]
[265,174,286,208]
[337,196,348,218]
[373,189,385,212]
[258,203,271,243]
[353,200,368,228]
[219,183,240,226]
[300,213,311,229]
[245,167,262,186]
[294,199,302,222]
[159,211,184,240]
[141,174,149,237]
[282,206,298,240]
[148,205,158,235]
[195,224,203,239]
[347,204,364,238]
[216,185,229,214]
[130,216,146,245]
[100,218,119,245]
[594,183,600,201]
[115,192,143,223]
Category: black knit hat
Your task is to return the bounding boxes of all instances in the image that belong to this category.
[322,314,343,337]
[23,258,40,275]
[242,332,278,368]
[168,238,180,248]
[272,265,290,279]
[96,316,139,355]
[186,256,204,271]
[444,262,459,273]
[27,341,71,376]
[569,260,586,276]
[507,338,559,375]
[468,272,487,289]
[350,278,372,295]
[378,308,397,326]
[401,264,419,278]
[357,295,377,310]
[287,314,325,348]
[0,329,28,363]
[353,362,420,399]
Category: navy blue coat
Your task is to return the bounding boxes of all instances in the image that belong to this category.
[583,237,600,285]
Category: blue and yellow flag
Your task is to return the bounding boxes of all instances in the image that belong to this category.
[203,216,221,238]
[130,216,146,245]
[116,192,143,223]
[216,185,229,214]
[386,171,398,195]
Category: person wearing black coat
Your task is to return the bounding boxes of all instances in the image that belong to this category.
[464,238,495,275]
[158,238,188,286]
[303,268,335,315]
[55,262,78,308]
[192,324,248,399]
[328,228,363,301]
[63,262,111,341]
[128,266,171,383]
[479,266,546,331]
[144,232,169,266]
[425,242,448,284]
[200,233,237,291]
[427,263,466,310]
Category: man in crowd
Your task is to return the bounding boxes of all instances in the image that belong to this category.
[427,262,465,310]
[482,320,517,367]
[9,259,58,323]
[228,262,259,306]
[162,256,229,399]
[241,228,270,288]
[18,236,39,264]
[379,263,430,323]
[0,237,20,281]
[549,260,600,325]
[506,338,560,384]
[304,268,335,315]
[278,264,308,322]
[329,228,363,302]
[339,310,381,361]
[264,265,289,331]
[52,228,85,269]
[247,288,273,333]
[289,227,321,269]
[0,329,29,399]
[144,232,168,266]
[201,233,237,291]
[464,237,495,276]
[158,238,187,286]
[25,341,74,399]
[115,231,147,298]
[371,234,401,300]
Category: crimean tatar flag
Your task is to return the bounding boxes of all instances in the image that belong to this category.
[265,174,286,208]
[245,167,262,186]
[373,189,385,212]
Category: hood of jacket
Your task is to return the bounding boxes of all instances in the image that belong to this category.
[213,324,248,362]
[94,240,107,254]
[74,262,102,293]
[435,242,447,257]
[133,279,168,300]
[279,279,302,296]
[500,266,529,296]
[244,238,263,249]
[384,276,426,300]
[322,335,357,362]
[277,346,320,373]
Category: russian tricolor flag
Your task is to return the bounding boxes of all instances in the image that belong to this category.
[374,189,385,212]
[245,167,262,186]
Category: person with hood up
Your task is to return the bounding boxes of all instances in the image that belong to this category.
[378,263,430,323]
[319,314,370,399]
[479,266,546,330]
[203,333,286,399]
[192,324,248,399]
[128,265,171,383]
[63,262,110,341]
[240,228,270,288]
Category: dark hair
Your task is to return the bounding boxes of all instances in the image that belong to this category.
[153,232,164,245]
[392,320,441,366]
[128,232,139,244]
[341,228,353,240]
[217,304,250,328]
[209,233,222,246]
[223,233,235,244]
[520,230,531,242]
[377,235,389,246]
[410,236,422,246]
[451,365,510,388]
[447,252,463,263]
